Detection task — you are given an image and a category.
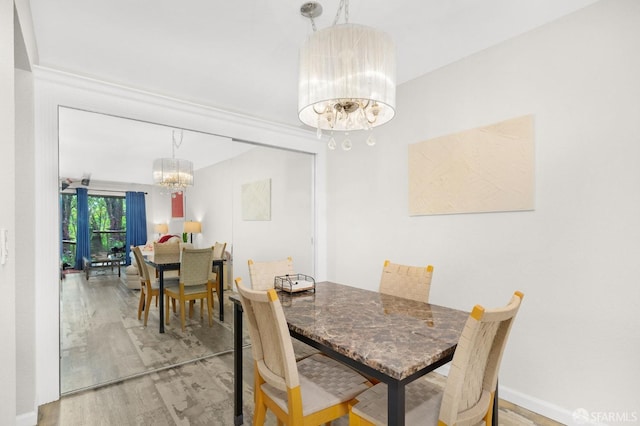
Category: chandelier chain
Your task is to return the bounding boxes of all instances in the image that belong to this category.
[332,0,348,25]
[171,129,184,159]
[172,129,183,149]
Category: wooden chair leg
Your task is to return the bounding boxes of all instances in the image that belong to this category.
[144,291,153,326]
[165,295,171,325]
[207,294,213,327]
[180,300,186,331]
[137,290,145,320]
[254,388,267,425]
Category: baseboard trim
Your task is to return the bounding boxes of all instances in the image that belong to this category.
[17,410,37,426]
[498,385,578,425]
[434,365,581,425]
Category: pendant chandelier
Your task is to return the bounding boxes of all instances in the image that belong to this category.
[152,129,194,193]
[298,0,396,151]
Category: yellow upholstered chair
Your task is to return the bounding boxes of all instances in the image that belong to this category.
[235,278,371,425]
[379,260,434,303]
[131,246,178,326]
[247,257,294,290]
[349,291,524,426]
[164,247,215,331]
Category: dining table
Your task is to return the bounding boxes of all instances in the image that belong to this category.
[230,281,482,426]
[144,256,226,333]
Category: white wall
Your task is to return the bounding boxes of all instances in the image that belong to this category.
[325,1,640,423]
[231,146,315,286]
[1,1,17,423]
[188,159,234,249]
[15,68,36,424]
[187,144,315,288]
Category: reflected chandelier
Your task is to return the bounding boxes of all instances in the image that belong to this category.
[298,0,396,151]
[152,129,194,193]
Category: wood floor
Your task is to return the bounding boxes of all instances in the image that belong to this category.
[42,272,561,425]
[59,272,236,394]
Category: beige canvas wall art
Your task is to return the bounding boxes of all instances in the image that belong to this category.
[242,178,271,221]
[408,115,534,216]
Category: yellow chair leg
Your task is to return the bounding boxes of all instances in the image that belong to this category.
[207,294,213,327]
[144,291,152,326]
[165,295,171,325]
[137,290,144,320]
[180,300,186,331]
[254,389,267,425]
[484,392,496,426]
[287,387,304,425]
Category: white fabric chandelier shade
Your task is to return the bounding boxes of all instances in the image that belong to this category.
[152,157,194,191]
[298,23,396,132]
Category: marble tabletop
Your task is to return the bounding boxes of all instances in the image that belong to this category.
[277,281,469,381]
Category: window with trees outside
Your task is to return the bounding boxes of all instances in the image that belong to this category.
[60,193,127,269]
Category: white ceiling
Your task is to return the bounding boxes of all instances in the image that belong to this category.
[30,0,598,184]
[58,107,249,185]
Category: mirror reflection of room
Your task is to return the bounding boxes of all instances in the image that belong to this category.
[58,107,315,394]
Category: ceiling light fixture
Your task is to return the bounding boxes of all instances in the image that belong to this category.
[298,0,396,151]
[152,129,194,193]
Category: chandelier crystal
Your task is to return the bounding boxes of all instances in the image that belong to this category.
[152,130,194,192]
[298,1,396,149]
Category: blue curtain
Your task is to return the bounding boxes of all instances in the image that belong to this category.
[125,191,148,266]
[74,188,90,270]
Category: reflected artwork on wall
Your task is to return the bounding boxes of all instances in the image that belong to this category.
[242,178,271,221]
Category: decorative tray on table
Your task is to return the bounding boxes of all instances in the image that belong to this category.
[274,274,316,293]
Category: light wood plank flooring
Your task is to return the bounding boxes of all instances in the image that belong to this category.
[44,272,561,425]
[60,272,237,394]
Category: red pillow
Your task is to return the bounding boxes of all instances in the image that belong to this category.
[158,234,177,243]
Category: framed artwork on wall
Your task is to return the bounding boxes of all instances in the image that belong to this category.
[408,115,535,216]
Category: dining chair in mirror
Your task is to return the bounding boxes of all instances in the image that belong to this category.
[132,246,179,326]
[212,241,227,286]
[153,242,182,279]
[165,247,215,331]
